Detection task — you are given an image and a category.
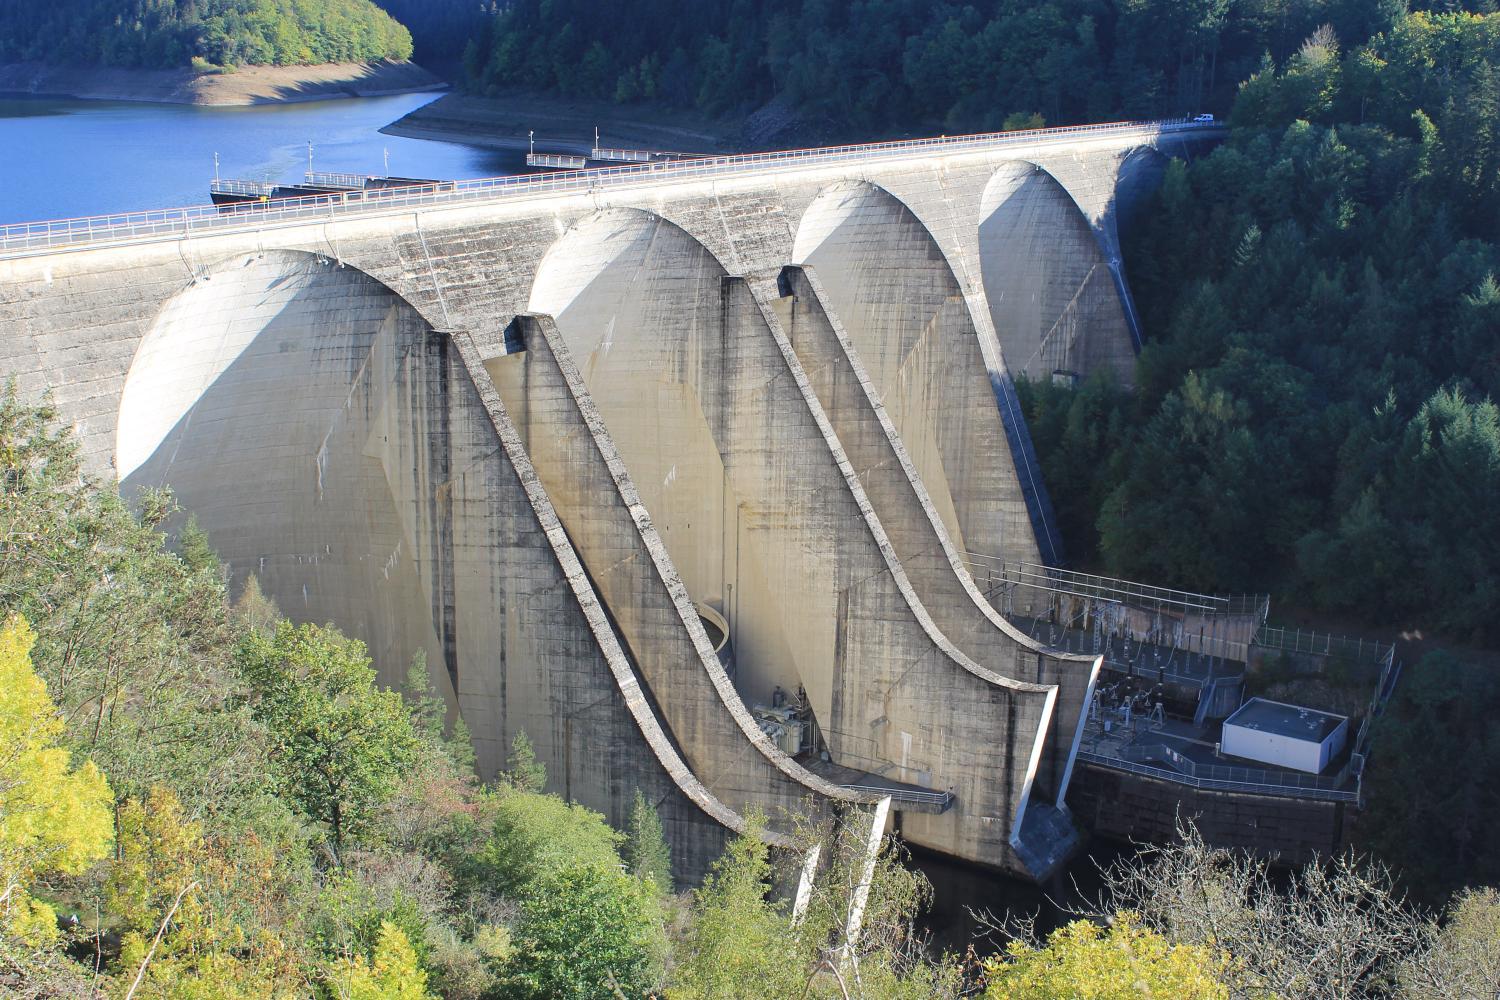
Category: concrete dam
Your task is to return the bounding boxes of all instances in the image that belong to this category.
[0,120,1221,882]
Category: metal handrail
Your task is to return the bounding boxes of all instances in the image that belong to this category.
[838,783,953,807]
[526,153,588,169]
[591,147,655,163]
[209,178,274,197]
[1077,750,1360,802]
[305,171,372,189]
[0,118,1223,257]
[965,554,1263,617]
[1252,624,1394,664]
[1137,742,1352,790]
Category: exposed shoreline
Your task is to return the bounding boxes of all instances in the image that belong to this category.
[380,91,830,157]
[380,90,937,160]
[0,59,445,107]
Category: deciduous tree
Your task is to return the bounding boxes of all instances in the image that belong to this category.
[236,621,418,861]
[984,914,1229,1000]
[0,616,113,945]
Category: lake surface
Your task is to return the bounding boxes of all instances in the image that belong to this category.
[0,92,523,225]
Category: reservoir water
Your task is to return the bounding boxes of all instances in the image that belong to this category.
[0,91,521,225]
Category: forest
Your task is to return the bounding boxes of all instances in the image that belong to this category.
[0,0,413,69]
[459,3,1500,901]
[1029,10,1500,634]
[364,0,493,67]
[460,0,1498,644]
[460,0,1490,135]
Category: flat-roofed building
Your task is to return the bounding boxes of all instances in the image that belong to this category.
[1222,697,1349,775]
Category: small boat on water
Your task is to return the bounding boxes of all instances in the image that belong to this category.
[209,171,452,210]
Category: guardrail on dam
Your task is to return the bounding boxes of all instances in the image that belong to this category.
[0,118,1216,255]
[0,119,1222,883]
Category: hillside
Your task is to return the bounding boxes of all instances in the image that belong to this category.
[0,57,441,105]
[370,0,496,65]
[0,0,413,70]
[461,0,1413,135]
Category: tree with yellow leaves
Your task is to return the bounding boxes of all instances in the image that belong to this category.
[0,614,113,946]
[106,786,308,1000]
[984,913,1229,1000]
[327,920,437,1000]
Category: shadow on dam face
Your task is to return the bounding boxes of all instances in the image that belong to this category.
[792,179,1040,571]
[116,250,457,700]
[977,161,1134,386]
[522,208,826,714]
[527,208,733,625]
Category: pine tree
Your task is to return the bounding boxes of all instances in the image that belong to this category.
[625,789,673,896]
[400,650,444,744]
[176,514,220,576]
[506,730,546,792]
[446,716,478,777]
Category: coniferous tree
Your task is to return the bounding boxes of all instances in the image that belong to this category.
[446,716,478,777]
[506,729,546,793]
[625,789,673,896]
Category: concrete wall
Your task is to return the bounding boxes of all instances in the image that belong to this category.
[979,162,1134,384]
[502,205,1063,874]
[721,275,1061,875]
[774,265,1100,812]
[116,252,452,689]
[487,312,870,831]
[1067,763,1352,866]
[0,127,1210,555]
[793,180,1040,571]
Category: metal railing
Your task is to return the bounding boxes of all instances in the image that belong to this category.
[1121,742,1354,790]
[304,171,372,189]
[208,178,274,197]
[1252,624,1394,665]
[1226,594,1272,620]
[591,147,655,163]
[1077,749,1359,802]
[526,152,588,169]
[839,784,955,810]
[1015,614,1247,683]
[966,555,1259,617]
[0,117,1223,258]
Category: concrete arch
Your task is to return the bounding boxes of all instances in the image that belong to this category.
[1102,145,1173,350]
[978,161,1135,386]
[1111,145,1171,244]
[792,180,1042,570]
[777,265,1100,822]
[517,211,874,820]
[527,208,733,614]
[118,250,456,697]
